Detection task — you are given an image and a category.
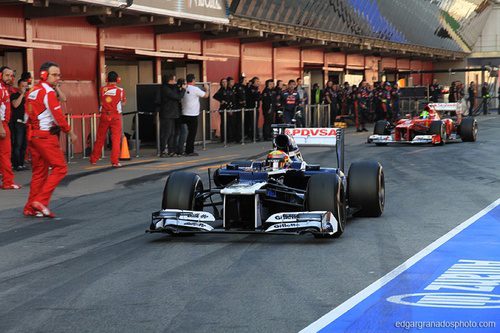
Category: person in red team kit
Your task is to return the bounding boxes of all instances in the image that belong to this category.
[90,71,126,167]
[0,66,21,190]
[24,62,77,218]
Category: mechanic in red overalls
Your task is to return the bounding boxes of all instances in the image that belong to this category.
[24,61,77,217]
[90,71,126,167]
[0,66,21,190]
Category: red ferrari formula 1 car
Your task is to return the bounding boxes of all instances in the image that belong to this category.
[368,103,478,146]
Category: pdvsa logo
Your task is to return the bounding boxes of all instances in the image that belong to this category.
[387,293,500,309]
[285,128,337,137]
[188,0,222,10]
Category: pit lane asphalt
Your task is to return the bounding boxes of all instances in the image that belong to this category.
[1,115,499,333]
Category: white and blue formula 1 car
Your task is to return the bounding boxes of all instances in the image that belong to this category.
[148,125,385,239]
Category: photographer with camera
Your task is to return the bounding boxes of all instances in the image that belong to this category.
[158,74,186,157]
[9,72,31,171]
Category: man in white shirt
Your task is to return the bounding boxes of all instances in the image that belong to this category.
[180,74,209,156]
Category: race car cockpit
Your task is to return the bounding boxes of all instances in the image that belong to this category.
[265,150,291,170]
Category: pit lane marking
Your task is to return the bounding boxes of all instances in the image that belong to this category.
[82,158,158,170]
[301,198,500,332]
[123,155,239,171]
[197,164,224,170]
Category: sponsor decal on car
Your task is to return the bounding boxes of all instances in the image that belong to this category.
[272,223,301,229]
[285,128,337,137]
[274,213,299,220]
[180,212,209,219]
[183,221,210,228]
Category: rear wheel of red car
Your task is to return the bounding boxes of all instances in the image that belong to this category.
[429,120,446,146]
[460,117,477,142]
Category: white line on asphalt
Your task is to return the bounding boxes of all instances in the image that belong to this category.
[475,116,498,122]
[300,197,500,333]
[402,148,429,155]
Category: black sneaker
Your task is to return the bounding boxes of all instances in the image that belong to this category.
[356,129,362,132]
[362,128,368,132]
[187,152,199,156]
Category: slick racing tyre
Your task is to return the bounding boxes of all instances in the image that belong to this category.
[348,161,385,217]
[373,120,390,135]
[460,117,478,142]
[162,172,203,210]
[429,120,446,146]
[373,120,390,146]
[305,173,346,238]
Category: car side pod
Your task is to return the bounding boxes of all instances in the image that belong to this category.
[264,211,338,235]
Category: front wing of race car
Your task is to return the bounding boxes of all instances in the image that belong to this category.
[368,133,462,145]
[147,209,338,236]
[368,134,438,144]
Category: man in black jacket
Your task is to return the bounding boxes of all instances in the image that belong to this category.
[9,73,30,170]
[274,80,284,124]
[498,86,500,115]
[245,76,261,140]
[467,82,475,116]
[481,82,490,115]
[232,75,247,142]
[213,78,233,142]
[158,74,185,157]
[429,79,441,103]
[261,79,276,141]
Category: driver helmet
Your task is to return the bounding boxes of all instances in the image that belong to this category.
[265,150,290,170]
[420,110,430,119]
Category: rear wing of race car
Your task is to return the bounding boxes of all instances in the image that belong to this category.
[272,124,345,172]
[427,103,462,115]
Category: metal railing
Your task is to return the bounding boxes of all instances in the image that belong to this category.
[201,105,340,149]
[64,113,101,162]
[63,110,161,162]
[306,104,331,127]
[469,95,500,116]
[201,107,258,149]
[122,110,161,157]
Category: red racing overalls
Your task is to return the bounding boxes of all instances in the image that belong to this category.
[24,82,71,213]
[0,81,16,189]
[90,84,126,165]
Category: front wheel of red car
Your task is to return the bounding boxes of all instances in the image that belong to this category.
[374,120,390,135]
[429,120,446,146]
